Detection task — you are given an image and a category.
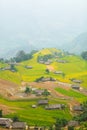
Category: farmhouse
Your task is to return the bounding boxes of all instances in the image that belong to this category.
[72,79,82,84]
[73,105,83,111]
[34,89,45,96]
[68,120,79,127]
[12,122,28,129]
[54,71,63,74]
[45,104,65,110]
[25,66,33,69]
[38,100,48,105]
[71,84,80,90]
[0,118,12,128]
[41,77,56,82]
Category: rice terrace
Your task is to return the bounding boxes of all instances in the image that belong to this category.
[0,48,87,129]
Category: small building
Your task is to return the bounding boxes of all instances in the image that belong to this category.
[25,66,33,69]
[12,122,28,129]
[68,120,79,127]
[38,100,48,105]
[34,89,45,96]
[0,118,12,128]
[45,104,65,110]
[73,105,83,111]
[72,79,82,84]
[71,84,80,90]
[54,71,63,74]
[32,105,37,108]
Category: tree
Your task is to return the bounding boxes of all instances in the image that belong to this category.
[54,118,68,130]
[68,126,74,130]
[42,89,50,96]
[81,51,87,60]
[13,115,19,122]
[25,86,31,95]
[45,69,50,74]
[0,110,2,117]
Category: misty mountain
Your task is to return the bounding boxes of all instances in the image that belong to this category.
[0,41,37,58]
[69,32,87,54]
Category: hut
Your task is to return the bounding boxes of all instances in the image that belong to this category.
[45,104,65,110]
[38,100,48,105]
[71,84,80,90]
[68,120,79,127]
[12,122,28,129]
[0,118,12,128]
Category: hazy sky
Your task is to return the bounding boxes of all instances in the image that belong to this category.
[0,0,87,52]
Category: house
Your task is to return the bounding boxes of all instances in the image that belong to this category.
[32,105,37,108]
[41,77,56,82]
[38,100,48,105]
[54,71,63,74]
[73,105,83,111]
[25,66,33,69]
[12,122,28,129]
[0,118,12,128]
[68,120,79,127]
[71,84,80,90]
[72,79,82,84]
[45,104,65,110]
[34,89,45,96]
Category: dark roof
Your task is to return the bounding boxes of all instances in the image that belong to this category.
[45,104,65,110]
[25,66,33,69]
[12,122,27,129]
[68,121,79,127]
[35,89,44,95]
[72,79,82,83]
[54,71,63,74]
[71,84,80,89]
[0,118,12,128]
[38,100,48,105]
[73,105,83,111]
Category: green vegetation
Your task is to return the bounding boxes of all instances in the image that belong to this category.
[55,87,87,102]
[0,97,71,126]
[0,48,87,88]
[81,51,87,60]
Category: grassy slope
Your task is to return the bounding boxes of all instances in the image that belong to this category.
[0,97,71,126]
[0,48,87,126]
[0,48,87,87]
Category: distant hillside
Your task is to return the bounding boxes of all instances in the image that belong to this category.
[69,32,87,54]
[0,42,37,58]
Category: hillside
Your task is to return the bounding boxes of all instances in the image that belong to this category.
[0,48,87,128]
[0,48,87,87]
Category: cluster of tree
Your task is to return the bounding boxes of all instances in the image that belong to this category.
[37,54,53,62]
[74,101,87,122]
[24,86,31,95]
[54,118,68,130]
[12,50,33,62]
[42,89,50,96]
[81,51,87,60]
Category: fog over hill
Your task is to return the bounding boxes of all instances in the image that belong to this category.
[0,0,87,58]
